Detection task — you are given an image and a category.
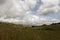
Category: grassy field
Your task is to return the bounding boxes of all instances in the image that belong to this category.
[0,22,60,40]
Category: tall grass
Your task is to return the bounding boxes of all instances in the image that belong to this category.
[0,22,60,40]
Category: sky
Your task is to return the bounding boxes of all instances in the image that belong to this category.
[0,0,60,26]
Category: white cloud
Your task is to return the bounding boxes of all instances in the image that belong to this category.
[37,0,59,15]
[0,0,60,26]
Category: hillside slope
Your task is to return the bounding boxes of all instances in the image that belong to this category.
[0,22,60,40]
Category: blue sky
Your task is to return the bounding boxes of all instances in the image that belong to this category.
[0,0,59,25]
[30,0,43,14]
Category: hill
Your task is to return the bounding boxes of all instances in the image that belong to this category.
[0,22,60,40]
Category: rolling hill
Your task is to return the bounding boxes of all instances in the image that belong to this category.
[0,22,60,40]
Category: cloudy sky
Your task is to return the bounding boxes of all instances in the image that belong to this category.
[0,0,60,25]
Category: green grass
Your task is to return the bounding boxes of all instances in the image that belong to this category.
[0,22,60,40]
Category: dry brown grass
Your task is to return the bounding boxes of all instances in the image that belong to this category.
[0,22,60,40]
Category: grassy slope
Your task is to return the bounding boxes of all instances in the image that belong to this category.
[0,22,60,40]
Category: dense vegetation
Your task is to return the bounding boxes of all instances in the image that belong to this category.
[0,22,60,40]
[32,22,60,31]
